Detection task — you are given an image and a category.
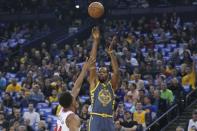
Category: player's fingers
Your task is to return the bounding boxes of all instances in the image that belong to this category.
[92,27,96,32]
[111,36,116,45]
[92,58,96,63]
[89,57,96,63]
[95,26,99,32]
[85,57,89,62]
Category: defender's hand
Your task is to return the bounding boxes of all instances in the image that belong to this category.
[92,27,100,40]
[83,57,96,70]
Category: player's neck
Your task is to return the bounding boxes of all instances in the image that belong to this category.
[99,80,108,84]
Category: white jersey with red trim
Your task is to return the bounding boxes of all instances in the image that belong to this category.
[55,108,77,131]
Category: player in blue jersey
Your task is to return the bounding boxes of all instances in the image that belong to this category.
[88,27,120,131]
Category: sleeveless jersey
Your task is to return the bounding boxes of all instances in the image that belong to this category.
[55,108,79,131]
[90,81,115,115]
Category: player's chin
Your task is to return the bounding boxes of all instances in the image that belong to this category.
[98,77,107,83]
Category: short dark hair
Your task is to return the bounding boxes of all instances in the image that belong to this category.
[13,104,20,109]
[193,109,197,115]
[139,89,145,93]
[132,83,137,89]
[28,102,34,106]
[59,92,73,108]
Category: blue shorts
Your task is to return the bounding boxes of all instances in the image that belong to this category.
[89,115,115,131]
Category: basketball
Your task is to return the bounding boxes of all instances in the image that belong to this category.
[88,2,104,19]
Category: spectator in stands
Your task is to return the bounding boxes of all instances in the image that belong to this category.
[127,83,139,103]
[156,75,166,87]
[176,126,184,131]
[6,78,21,93]
[181,50,193,65]
[10,121,20,131]
[9,108,24,127]
[23,119,34,131]
[121,111,138,128]
[9,126,15,131]
[48,89,58,103]
[115,103,125,121]
[0,103,5,114]
[79,104,90,130]
[42,78,53,97]
[169,78,183,100]
[3,92,13,107]
[115,120,124,131]
[133,102,147,128]
[16,89,29,108]
[160,82,174,105]
[181,57,196,91]
[115,120,137,131]
[6,104,20,121]
[143,96,157,122]
[37,121,47,131]
[23,103,40,130]
[0,72,6,90]
[31,50,42,66]
[28,84,44,104]
[17,125,28,131]
[152,90,167,116]
[116,81,127,103]
[0,113,9,130]
[9,125,16,131]
[187,109,197,131]
[131,71,144,90]
[79,104,90,121]
[124,92,135,112]
[138,89,146,103]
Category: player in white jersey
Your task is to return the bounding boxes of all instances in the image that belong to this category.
[55,57,95,131]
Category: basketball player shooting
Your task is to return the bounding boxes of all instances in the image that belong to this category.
[88,27,120,131]
[55,57,95,131]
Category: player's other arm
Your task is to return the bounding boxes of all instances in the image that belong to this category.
[71,57,95,99]
[66,114,80,131]
[107,37,120,90]
[89,27,100,89]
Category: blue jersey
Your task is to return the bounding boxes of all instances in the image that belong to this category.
[90,81,115,115]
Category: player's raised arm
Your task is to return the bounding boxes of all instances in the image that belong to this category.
[89,27,100,88]
[107,36,120,90]
[71,57,96,99]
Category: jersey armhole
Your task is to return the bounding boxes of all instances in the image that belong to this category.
[108,81,115,94]
[90,80,99,94]
[65,112,75,128]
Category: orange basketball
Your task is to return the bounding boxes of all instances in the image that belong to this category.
[88,2,104,19]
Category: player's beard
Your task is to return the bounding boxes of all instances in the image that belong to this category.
[98,76,108,83]
[99,78,106,83]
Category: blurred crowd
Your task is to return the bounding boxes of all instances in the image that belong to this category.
[0,13,196,130]
[0,0,71,14]
[107,0,197,8]
[175,109,197,131]
[0,0,197,15]
[0,22,51,66]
